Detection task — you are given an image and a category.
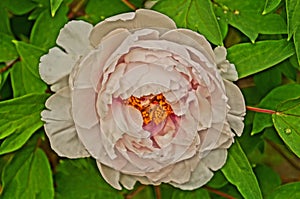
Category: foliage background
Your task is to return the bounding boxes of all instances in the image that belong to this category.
[0,0,300,198]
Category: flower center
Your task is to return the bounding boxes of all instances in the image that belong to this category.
[126,94,173,126]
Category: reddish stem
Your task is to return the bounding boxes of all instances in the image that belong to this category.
[246,106,276,114]
[0,58,19,74]
[154,186,161,199]
[121,0,137,10]
[125,185,146,199]
[204,186,236,199]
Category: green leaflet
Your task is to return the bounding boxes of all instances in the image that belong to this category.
[294,28,300,66]
[254,165,281,198]
[253,67,282,96]
[227,39,295,78]
[0,33,18,62]
[252,84,300,135]
[213,0,287,42]
[30,5,68,50]
[85,0,133,24]
[50,0,63,17]
[55,158,123,199]
[263,0,282,15]
[221,141,263,199]
[11,41,47,97]
[1,147,54,199]
[153,0,223,45]
[0,93,49,155]
[2,0,37,15]
[267,182,300,199]
[272,97,300,157]
[170,188,210,199]
[286,0,300,40]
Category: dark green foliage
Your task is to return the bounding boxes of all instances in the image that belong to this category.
[0,0,299,198]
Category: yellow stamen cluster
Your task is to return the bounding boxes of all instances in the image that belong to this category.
[126,94,173,125]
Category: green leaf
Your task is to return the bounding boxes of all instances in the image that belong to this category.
[3,0,37,15]
[153,0,223,45]
[171,188,210,199]
[10,41,47,97]
[213,0,287,42]
[0,3,12,35]
[253,67,282,96]
[1,147,54,199]
[294,28,300,66]
[267,182,300,199]
[55,158,123,199]
[30,5,68,50]
[286,0,300,40]
[207,170,228,189]
[272,97,300,157]
[85,0,132,24]
[0,33,18,62]
[50,0,63,17]
[262,0,282,15]
[227,39,295,78]
[252,84,300,135]
[0,93,49,155]
[254,164,281,198]
[221,141,263,199]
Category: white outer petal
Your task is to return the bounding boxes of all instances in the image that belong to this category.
[57,20,93,56]
[39,47,76,85]
[90,9,176,47]
[41,87,89,158]
[224,80,246,136]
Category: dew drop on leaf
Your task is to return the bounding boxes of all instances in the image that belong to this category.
[285,128,292,134]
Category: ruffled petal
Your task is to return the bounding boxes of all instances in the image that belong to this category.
[223,80,246,136]
[97,162,122,190]
[39,47,76,85]
[202,149,227,170]
[41,87,89,158]
[90,9,176,47]
[161,29,215,64]
[120,175,137,190]
[72,88,98,129]
[214,46,238,81]
[57,20,93,56]
[171,161,213,190]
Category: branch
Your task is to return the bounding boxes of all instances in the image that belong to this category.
[121,0,136,10]
[204,186,236,199]
[246,106,276,114]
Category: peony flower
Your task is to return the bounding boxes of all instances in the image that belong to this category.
[39,9,245,190]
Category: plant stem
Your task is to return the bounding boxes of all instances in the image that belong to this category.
[0,58,19,74]
[125,185,146,199]
[121,0,136,10]
[246,106,276,114]
[204,186,236,199]
[154,186,161,199]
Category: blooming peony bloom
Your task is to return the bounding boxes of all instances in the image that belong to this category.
[39,9,245,190]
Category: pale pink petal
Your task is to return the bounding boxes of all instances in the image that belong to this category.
[161,29,215,63]
[120,175,137,190]
[224,80,246,136]
[75,124,105,159]
[199,123,224,153]
[171,161,213,190]
[97,162,122,190]
[50,76,68,92]
[39,47,76,84]
[41,87,89,158]
[72,88,98,129]
[202,149,227,170]
[214,47,238,81]
[56,20,93,56]
[90,9,176,47]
